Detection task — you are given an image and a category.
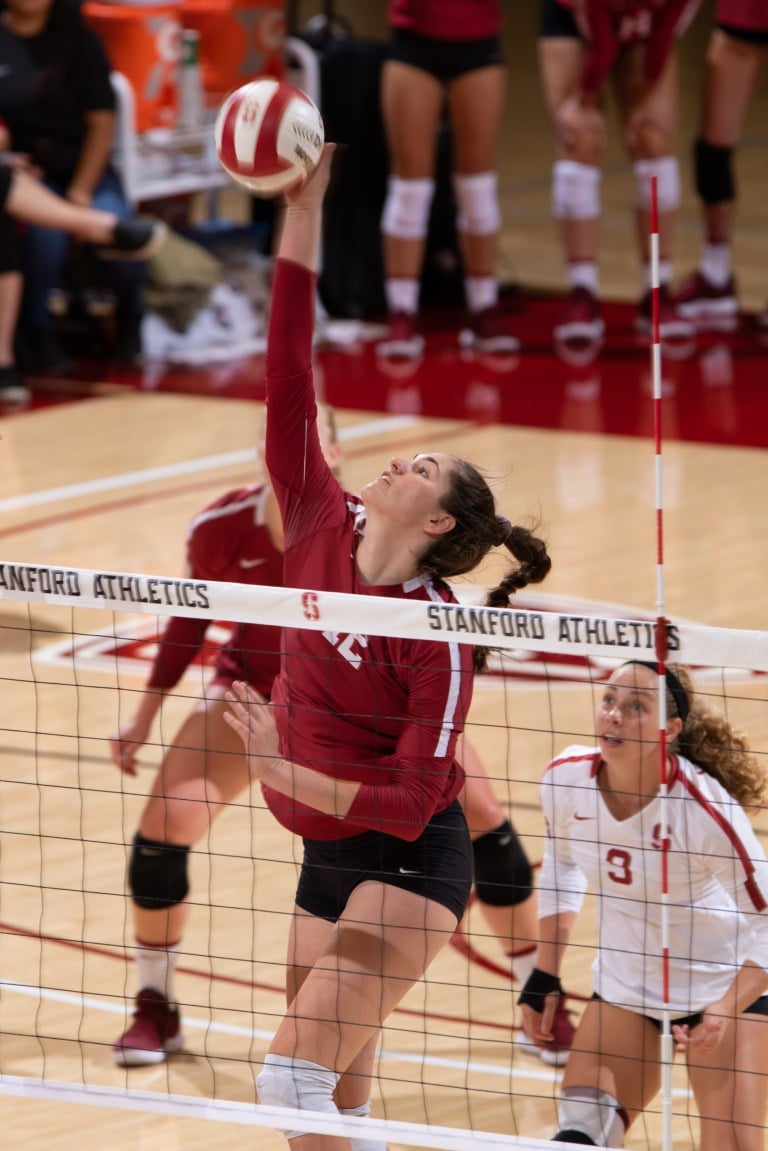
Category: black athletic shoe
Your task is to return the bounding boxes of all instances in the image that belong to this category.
[98,218,167,261]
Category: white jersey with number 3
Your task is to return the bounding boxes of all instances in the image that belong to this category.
[538,746,768,1018]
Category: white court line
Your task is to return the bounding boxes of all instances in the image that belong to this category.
[0,979,692,1098]
[0,415,418,515]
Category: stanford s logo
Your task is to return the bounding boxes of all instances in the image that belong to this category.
[651,822,670,851]
[302,592,320,621]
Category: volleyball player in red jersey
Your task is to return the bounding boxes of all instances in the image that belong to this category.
[224,145,553,1150]
[109,411,341,1067]
[674,0,768,328]
[377,0,519,361]
[539,0,700,348]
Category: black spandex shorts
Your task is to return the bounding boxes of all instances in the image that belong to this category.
[387,27,504,81]
[592,991,768,1030]
[295,799,473,924]
[539,0,580,40]
[718,21,768,45]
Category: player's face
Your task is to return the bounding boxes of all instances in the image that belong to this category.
[362,452,455,532]
[596,665,660,772]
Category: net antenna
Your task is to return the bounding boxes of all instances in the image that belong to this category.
[649,174,674,1151]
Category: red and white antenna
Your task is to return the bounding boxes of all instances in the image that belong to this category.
[649,175,673,1151]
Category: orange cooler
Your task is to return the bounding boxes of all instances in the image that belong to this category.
[84,2,181,132]
[180,0,286,105]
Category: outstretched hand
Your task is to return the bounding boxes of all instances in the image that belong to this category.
[224,680,280,778]
[284,142,336,209]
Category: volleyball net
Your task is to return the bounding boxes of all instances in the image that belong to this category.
[1,559,767,1150]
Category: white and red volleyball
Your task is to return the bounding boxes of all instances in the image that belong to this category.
[214,78,324,197]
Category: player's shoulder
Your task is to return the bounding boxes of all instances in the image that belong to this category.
[544,744,600,780]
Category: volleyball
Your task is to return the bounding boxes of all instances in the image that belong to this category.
[214,78,324,197]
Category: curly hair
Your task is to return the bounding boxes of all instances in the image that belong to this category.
[417,457,552,673]
[666,664,765,808]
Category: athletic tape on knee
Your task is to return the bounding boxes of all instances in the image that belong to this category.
[453,171,501,235]
[694,137,734,204]
[381,176,435,240]
[257,1054,341,1141]
[552,161,601,220]
[341,1102,388,1151]
[129,832,190,910]
[634,156,680,212]
[556,1086,628,1147]
[473,819,533,906]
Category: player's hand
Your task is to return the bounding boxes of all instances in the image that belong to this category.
[224,680,280,775]
[521,992,561,1046]
[672,1010,724,1054]
[555,95,605,154]
[284,142,336,208]
[109,715,152,775]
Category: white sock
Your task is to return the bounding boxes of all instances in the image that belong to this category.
[567,261,599,293]
[464,275,498,313]
[341,1103,387,1151]
[385,277,419,315]
[135,943,178,1000]
[700,242,732,286]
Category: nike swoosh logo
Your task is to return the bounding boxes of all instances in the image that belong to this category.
[399,867,422,876]
[239,557,266,568]
[573,814,596,821]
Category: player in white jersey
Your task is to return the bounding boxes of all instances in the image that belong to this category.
[519,660,768,1149]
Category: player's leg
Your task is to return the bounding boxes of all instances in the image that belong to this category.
[261,882,457,1151]
[114,684,255,1065]
[538,0,605,345]
[687,1006,768,1151]
[379,51,443,359]
[447,59,518,353]
[279,907,385,1151]
[3,166,163,254]
[614,46,691,339]
[557,997,661,1144]
[677,29,766,323]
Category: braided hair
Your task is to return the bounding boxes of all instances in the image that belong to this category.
[417,458,552,673]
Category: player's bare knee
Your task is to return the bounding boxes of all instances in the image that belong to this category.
[129,832,190,909]
[556,1086,628,1147]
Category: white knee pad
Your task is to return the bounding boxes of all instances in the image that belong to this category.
[381,176,435,240]
[453,171,501,235]
[634,156,680,212]
[552,161,601,220]
[556,1086,627,1147]
[341,1101,388,1151]
[257,1053,340,1141]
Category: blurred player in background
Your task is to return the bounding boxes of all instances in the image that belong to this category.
[109,408,341,1066]
[538,0,700,350]
[674,0,768,329]
[377,0,519,360]
[519,661,768,1149]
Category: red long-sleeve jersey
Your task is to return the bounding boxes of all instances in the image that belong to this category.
[263,259,472,842]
